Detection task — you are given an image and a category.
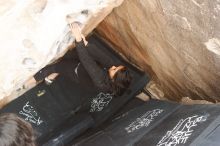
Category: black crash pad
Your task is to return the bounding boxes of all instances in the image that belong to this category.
[135,104,220,146]
[70,98,148,145]
[75,100,220,146]
[74,99,181,146]
[0,34,149,146]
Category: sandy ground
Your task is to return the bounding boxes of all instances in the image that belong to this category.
[0,82,36,109]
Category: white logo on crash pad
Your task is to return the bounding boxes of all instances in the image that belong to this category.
[19,101,43,126]
[157,114,208,146]
[125,109,164,133]
[90,92,113,112]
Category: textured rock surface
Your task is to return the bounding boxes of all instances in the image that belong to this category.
[96,0,220,101]
[0,0,124,104]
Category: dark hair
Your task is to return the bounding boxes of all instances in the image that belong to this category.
[111,67,132,96]
[0,113,36,146]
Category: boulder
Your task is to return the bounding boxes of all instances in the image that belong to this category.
[0,0,124,107]
[96,0,220,101]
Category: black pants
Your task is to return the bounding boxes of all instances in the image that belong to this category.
[34,50,79,82]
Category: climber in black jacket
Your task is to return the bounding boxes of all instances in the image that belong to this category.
[25,23,132,96]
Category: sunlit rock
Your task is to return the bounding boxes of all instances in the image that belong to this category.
[0,0,124,104]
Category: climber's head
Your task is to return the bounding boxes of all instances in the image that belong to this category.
[108,65,132,96]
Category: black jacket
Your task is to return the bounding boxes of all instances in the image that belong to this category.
[34,40,119,94]
[75,40,118,93]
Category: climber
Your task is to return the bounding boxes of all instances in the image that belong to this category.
[0,113,36,146]
[25,22,132,96]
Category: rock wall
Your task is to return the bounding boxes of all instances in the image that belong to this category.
[0,0,124,107]
[96,0,220,101]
